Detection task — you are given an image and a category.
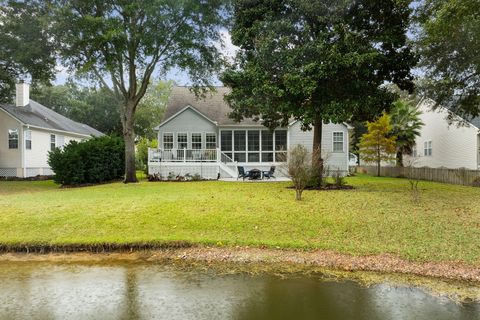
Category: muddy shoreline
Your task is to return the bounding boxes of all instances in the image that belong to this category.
[0,245,479,283]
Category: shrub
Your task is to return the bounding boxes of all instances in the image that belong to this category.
[135,137,158,174]
[281,145,315,200]
[48,136,125,185]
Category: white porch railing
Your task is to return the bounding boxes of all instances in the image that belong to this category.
[149,148,227,163]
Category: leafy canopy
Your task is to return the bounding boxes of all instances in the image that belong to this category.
[415,0,480,119]
[222,0,417,131]
[358,113,397,167]
[389,99,424,165]
[0,1,56,102]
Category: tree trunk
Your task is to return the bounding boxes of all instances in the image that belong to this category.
[122,101,138,183]
[396,151,403,167]
[295,189,302,201]
[312,117,323,186]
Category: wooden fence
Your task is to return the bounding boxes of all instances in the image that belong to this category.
[356,166,480,186]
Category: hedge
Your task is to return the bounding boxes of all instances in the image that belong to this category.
[48,136,125,185]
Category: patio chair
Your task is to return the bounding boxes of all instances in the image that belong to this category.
[237,166,251,181]
[262,166,276,180]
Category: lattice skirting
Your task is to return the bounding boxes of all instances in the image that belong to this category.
[0,167,54,178]
[0,168,17,177]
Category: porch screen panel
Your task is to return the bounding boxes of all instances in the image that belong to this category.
[221,131,232,158]
[275,130,287,162]
[261,131,273,162]
[248,130,260,162]
[178,133,188,149]
[234,130,246,162]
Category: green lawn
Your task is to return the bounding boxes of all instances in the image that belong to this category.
[0,175,479,264]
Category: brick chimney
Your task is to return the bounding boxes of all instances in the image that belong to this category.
[16,81,30,107]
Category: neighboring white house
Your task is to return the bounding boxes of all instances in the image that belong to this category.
[148,87,351,179]
[0,83,103,178]
[406,98,480,170]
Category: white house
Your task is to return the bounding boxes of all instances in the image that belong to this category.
[406,98,480,170]
[0,83,103,178]
[148,87,351,179]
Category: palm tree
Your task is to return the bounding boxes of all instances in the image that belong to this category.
[390,100,424,167]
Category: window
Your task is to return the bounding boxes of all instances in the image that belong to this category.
[333,132,344,152]
[412,145,417,158]
[163,133,173,149]
[206,133,216,149]
[50,134,56,151]
[57,135,65,149]
[192,133,202,149]
[424,141,432,156]
[8,129,18,149]
[177,133,188,149]
[25,130,32,150]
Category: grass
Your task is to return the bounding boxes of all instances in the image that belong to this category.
[0,174,479,264]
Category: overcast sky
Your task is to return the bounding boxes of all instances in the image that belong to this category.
[54,29,239,87]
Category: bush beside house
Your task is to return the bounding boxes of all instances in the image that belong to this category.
[48,136,125,185]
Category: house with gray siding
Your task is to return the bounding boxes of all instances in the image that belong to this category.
[0,83,103,178]
[148,87,351,179]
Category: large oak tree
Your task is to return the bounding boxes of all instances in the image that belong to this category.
[415,0,480,120]
[222,0,417,182]
[49,0,229,182]
[0,1,56,102]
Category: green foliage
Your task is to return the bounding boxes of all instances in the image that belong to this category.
[0,1,56,102]
[32,84,122,135]
[135,137,158,173]
[48,0,229,182]
[48,136,125,185]
[222,0,417,160]
[389,99,424,166]
[415,0,480,119]
[32,80,171,137]
[358,113,397,176]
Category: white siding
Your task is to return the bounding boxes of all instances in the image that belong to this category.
[406,100,479,170]
[24,128,82,168]
[288,121,349,173]
[0,109,22,174]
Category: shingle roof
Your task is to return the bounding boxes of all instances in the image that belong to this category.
[0,100,103,137]
[160,86,259,127]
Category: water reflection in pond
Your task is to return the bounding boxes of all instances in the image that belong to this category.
[0,262,479,320]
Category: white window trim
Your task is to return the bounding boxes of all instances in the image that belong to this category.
[162,132,174,150]
[24,130,32,150]
[191,132,203,149]
[177,132,188,150]
[8,129,19,149]
[50,134,56,151]
[332,131,345,153]
[205,132,217,149]
[424,140,432,157]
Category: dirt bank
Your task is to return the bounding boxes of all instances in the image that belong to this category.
[0,245,479,283]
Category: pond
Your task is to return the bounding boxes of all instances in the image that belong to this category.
[0,262,479,320]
